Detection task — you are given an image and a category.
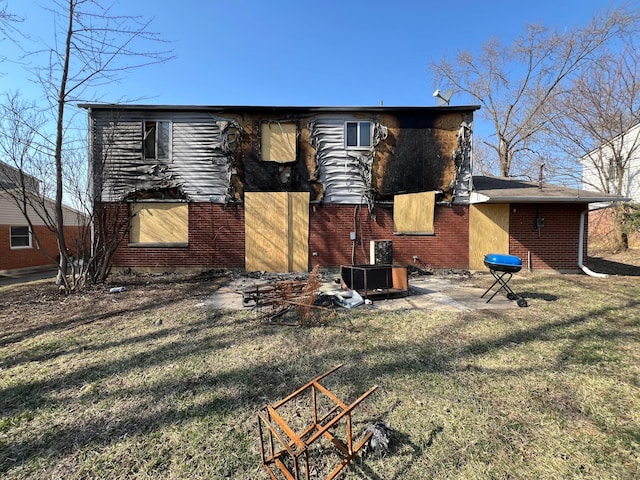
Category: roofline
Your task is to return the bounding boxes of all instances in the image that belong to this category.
[77,103,481,114]
[469,192,631,204]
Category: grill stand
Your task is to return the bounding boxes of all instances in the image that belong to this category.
[481,269,528,307]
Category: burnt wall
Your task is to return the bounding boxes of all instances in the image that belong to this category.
[376,111,470,201]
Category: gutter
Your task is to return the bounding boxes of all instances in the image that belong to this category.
[468,193,625,204]
[578,210,608,278]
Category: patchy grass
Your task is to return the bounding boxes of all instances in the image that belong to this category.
[0,268,639,479]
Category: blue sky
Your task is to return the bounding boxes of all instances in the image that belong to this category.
[1,0,626,108]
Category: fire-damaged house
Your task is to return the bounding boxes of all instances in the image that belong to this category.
[80,104,624,274]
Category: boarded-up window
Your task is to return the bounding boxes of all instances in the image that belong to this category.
[393,191,436,234]
[261,122,297,162]
[130,203,188,245]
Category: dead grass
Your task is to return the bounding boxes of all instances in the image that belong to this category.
[1,262,639,479]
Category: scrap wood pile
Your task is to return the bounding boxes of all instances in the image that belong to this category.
[241,266,336,325]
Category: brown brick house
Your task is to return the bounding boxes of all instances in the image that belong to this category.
[0,162,87,273]
[81,104,623,274]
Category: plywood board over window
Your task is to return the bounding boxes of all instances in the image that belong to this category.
[261,122,297,163]
[130,202,188,245]
[393,191,436,234]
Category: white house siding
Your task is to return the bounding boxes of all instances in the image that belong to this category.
[582,123,640,206]
[309,116,387,205]
[0,191,85,227]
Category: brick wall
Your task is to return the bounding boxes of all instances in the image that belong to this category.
[107,201,591,272]
[0,224,84,271]
[508,203,587,271]
[308,204,469,269]
[110,203,246,270]
[108,202,470,271]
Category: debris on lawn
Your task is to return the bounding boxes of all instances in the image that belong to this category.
[258,364,378,480]
[362,421,392,456]
[332,289,364,309]
[238,266,336,325]
[108,286,127,294]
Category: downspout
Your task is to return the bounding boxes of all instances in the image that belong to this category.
[578,210,608,278]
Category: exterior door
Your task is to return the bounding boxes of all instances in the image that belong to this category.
[245,192,309,272]
[469,203,510,270]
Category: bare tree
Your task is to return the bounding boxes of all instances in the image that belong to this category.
[0,0,21,48]
[1,0,172,290]
[541,46,640,249]
[430,5,640,179]
[543,49,640,193]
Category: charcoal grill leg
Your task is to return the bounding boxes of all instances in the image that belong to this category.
[481,269,515,303]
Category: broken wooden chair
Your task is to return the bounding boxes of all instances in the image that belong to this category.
[258,364,378,480]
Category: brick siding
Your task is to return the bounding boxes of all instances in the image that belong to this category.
[110,203,245,270]
[308,204,469,269]
[0,225,84,271]
[107,201,587,272]
[109,202,469,271]
[509,203,586,271]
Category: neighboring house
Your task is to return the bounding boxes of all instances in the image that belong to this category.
[581,123,639,249]
[80,104,624,274]
[581,122,640,203]
[0,162,87,273]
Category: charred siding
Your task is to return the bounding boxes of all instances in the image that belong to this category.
[93,110,240,202]
[87,106,476,206]
[377,112,472,201]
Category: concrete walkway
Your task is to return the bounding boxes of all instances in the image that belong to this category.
[0,268,57,287]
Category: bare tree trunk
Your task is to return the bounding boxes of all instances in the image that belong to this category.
[53,0,75,287]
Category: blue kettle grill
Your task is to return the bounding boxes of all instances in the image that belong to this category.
[481,253,528,307]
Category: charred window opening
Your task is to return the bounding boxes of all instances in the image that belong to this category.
[143,120,171,160]
[124,186,186,201]
[345,121,372,148]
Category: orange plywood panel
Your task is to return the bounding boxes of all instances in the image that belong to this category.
[469,204,509,270]
[130,203,188,244]
[393,191,435,234]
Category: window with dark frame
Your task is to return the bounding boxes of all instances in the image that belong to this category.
[345,121,372,148]
[10,226,31,248]
[143,120,171,160]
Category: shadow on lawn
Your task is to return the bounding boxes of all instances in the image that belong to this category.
[585,256,640,276]
[1,293,638,476]
[0,273,232,351]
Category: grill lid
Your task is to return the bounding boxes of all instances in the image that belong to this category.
[484,253,522,272]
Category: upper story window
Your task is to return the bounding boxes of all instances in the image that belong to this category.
[345,121,372,149]
[10,226,31,249]
[143,120,171,160]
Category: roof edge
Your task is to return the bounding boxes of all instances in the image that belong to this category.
[77,103,481,113]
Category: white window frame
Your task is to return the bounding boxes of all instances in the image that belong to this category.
[143,120,171,160]
[10,226,32,249]
[345,121,372,149]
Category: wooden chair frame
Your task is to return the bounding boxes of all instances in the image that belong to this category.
[258,364,378,480]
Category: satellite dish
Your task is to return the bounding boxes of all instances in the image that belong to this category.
[433,88,453,106]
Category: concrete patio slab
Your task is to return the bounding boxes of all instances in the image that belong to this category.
[201,273,520,312]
